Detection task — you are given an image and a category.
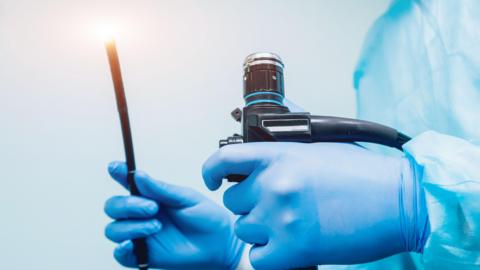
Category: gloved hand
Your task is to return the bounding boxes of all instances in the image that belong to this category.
[104,161,244,269]
[202,142,430,269]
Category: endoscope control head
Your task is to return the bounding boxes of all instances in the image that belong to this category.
[219,52,295,149]
[219,52,410,151]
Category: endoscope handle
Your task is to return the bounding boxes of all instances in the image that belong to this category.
[127,171,149,270]
[224,116,410,182]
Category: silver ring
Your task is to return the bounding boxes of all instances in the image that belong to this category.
[244,52,284,69]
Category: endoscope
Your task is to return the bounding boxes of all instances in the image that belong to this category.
[105,39,149,270]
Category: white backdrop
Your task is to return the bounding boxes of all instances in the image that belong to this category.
[0,0,388,269]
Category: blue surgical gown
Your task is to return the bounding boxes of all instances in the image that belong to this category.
[321,0,480,269]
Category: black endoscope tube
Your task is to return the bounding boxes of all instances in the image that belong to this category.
[309,116,411,150]
[105,40,149,270]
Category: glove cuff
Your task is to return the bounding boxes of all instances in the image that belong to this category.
[399,157,431,253]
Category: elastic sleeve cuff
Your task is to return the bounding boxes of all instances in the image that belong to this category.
[399,157,430,253]
[403,131,480,269]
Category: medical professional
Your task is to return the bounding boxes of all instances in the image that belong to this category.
[104,1,480,269]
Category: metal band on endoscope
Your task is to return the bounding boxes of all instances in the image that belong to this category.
[245,99,284,107]
[244,91,284,100]
[243,60,284,69]
[244,91,285,107]
[243,52,284,69]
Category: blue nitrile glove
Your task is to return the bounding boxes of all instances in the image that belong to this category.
[202,142,430,269]
[104,161,244,269]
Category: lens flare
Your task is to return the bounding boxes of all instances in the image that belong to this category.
[95,22,120,43]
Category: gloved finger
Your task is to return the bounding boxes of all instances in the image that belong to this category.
[283,98,307,112]
[113,240,136,267]
[250,241,310,270]
[223,172,260,215]
[105,219,162,243]
[134,171,201,208]
[109,161,201,208]
[108,161,129,189]
[104,195,159,219]
[234,215,269,245]
[202,143,274,191]
[249,243,279,270]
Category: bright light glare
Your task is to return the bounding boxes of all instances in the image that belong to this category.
[95,22,121,42]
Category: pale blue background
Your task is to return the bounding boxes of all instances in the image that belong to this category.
[0,1,388,269]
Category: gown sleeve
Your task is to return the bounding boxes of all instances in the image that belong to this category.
[403,131,480,269]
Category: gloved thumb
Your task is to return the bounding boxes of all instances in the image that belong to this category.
[108,161,131,189]
[108,161,200,208]
[134,171,201,208]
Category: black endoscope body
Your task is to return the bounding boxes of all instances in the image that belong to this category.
[218,53,411,270]
[220,52,410,183]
